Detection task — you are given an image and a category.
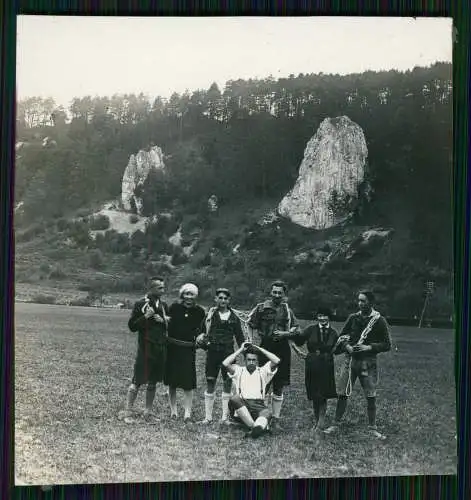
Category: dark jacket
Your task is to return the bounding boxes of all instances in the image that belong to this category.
[294,323,339,357]
[128,295,169,347]
[247,299,299,339]
[339,311,392,358]
[202,308,245,351]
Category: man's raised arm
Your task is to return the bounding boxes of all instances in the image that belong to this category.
[222,343,249,375]
[253,344,280,371]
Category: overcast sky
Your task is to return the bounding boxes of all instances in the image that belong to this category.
[16,16,452,107]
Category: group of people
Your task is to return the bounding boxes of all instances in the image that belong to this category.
[122,277,392,440]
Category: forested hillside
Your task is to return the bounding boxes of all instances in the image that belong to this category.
[14,63,453,320]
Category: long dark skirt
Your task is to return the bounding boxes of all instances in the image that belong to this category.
[164,343,196,390]
[305,352,337,400]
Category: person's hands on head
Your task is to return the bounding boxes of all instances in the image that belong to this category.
[241,341,252,352]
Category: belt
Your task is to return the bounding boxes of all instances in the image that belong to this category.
[166,337,195,348]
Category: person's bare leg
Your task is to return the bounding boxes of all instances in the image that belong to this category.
[324,396,348,434]
[367,396,386,439]
[317,398,327,431]
[221,377,233,424]
[312,399,320,429]
[168,386,177,418]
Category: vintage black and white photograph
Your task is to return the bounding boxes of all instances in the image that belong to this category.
[14,16,455,484]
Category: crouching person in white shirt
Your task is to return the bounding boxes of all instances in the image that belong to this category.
[222,341,280,438]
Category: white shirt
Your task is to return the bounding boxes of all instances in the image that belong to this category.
[229,362,277,400]
[218,310,231,321]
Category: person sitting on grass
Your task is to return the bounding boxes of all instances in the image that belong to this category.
[123,276,169,424]
[291,306,340,432]
[222,342,280,438]
[196,288,246,425]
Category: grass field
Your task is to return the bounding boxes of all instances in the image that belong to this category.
[14,302,457,484]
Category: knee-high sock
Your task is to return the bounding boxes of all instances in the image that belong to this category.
[235,406,255,428]
[126,385,139,411]
[272,394,284,419]
[204,391,215,421]
[221,392,231,420]
[367,397,376,427]
[145,385,156,411]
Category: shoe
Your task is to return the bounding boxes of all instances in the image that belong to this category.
[124,414,138,424]
[199,418,212,425]
[120,410,137,424]
[323,424,339,435]
[270,418,284,432]
[368,426,386,440]
[250,424,265,439]
[183,416,192,423]
[143,410,160,423]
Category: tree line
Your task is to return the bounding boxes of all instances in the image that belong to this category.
[16,62,452,273]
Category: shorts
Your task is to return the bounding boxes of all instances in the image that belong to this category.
[337,355,378,398]
[132,343,166,386]
[259,337,291,388]
[228,396,271,421]
[205,348,230,382]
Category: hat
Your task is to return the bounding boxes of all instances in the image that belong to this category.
[179,283,199,297]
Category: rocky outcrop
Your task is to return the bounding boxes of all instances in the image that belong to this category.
[121,146,166,214]
[322,228,394,267]
[278,116,369,229]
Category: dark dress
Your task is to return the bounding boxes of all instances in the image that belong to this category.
[294,324,339,400]
[164,302,206,390]
[128,296,169,385]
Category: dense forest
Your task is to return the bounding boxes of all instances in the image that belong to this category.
[15,63,453,319]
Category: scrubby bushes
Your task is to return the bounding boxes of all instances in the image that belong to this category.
[49,265,67,279]
[89,249,104,269]
[89,214,110,231]
[31,293,56,305]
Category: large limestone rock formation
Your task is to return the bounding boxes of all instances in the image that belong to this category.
[121,146,166,214]
[278,116,368,229]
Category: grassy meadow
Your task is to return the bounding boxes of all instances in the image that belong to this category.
[14,302,456,484]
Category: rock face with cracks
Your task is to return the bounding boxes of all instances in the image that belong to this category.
[121,146,166,214]
[278,116,369,229]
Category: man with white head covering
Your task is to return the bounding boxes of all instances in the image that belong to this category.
[164,283,206,422]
